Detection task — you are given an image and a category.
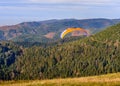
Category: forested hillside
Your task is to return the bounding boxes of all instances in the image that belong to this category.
[0,23,120,80]
[0,18,120,42]
[0,41,22,80]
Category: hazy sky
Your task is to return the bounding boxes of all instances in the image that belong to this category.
[0,0,120,26]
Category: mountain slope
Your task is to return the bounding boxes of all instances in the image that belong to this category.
[0,18,120,42]
[6,23,120,80]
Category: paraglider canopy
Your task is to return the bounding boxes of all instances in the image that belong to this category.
[60,27,89,39]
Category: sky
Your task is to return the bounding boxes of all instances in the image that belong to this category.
[0,0,120,26]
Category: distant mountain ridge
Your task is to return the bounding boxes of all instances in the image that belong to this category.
[0,18,120,42]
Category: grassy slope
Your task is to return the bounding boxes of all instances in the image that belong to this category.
[0,73,120,86]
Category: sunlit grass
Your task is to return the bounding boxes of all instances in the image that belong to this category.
[0,73,120,86]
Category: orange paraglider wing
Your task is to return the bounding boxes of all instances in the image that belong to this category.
[60,28,88,39]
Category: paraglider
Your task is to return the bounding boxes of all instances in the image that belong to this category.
[60,27,89,39]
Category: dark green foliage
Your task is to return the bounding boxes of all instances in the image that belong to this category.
[14,36,84,48]
[11,23,120,80]
[1,23,120,80]
[0,41,22,80]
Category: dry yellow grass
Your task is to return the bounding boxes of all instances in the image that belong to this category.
[0,73,120,86]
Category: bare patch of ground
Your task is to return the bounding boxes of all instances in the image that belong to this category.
[44,32,56,39]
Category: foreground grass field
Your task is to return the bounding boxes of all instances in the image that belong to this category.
[0,73,120,86]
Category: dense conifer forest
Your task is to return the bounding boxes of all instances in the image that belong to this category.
[0,23,120,80]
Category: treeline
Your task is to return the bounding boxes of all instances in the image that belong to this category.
[14,36,84,48]
[0,23,120,80]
